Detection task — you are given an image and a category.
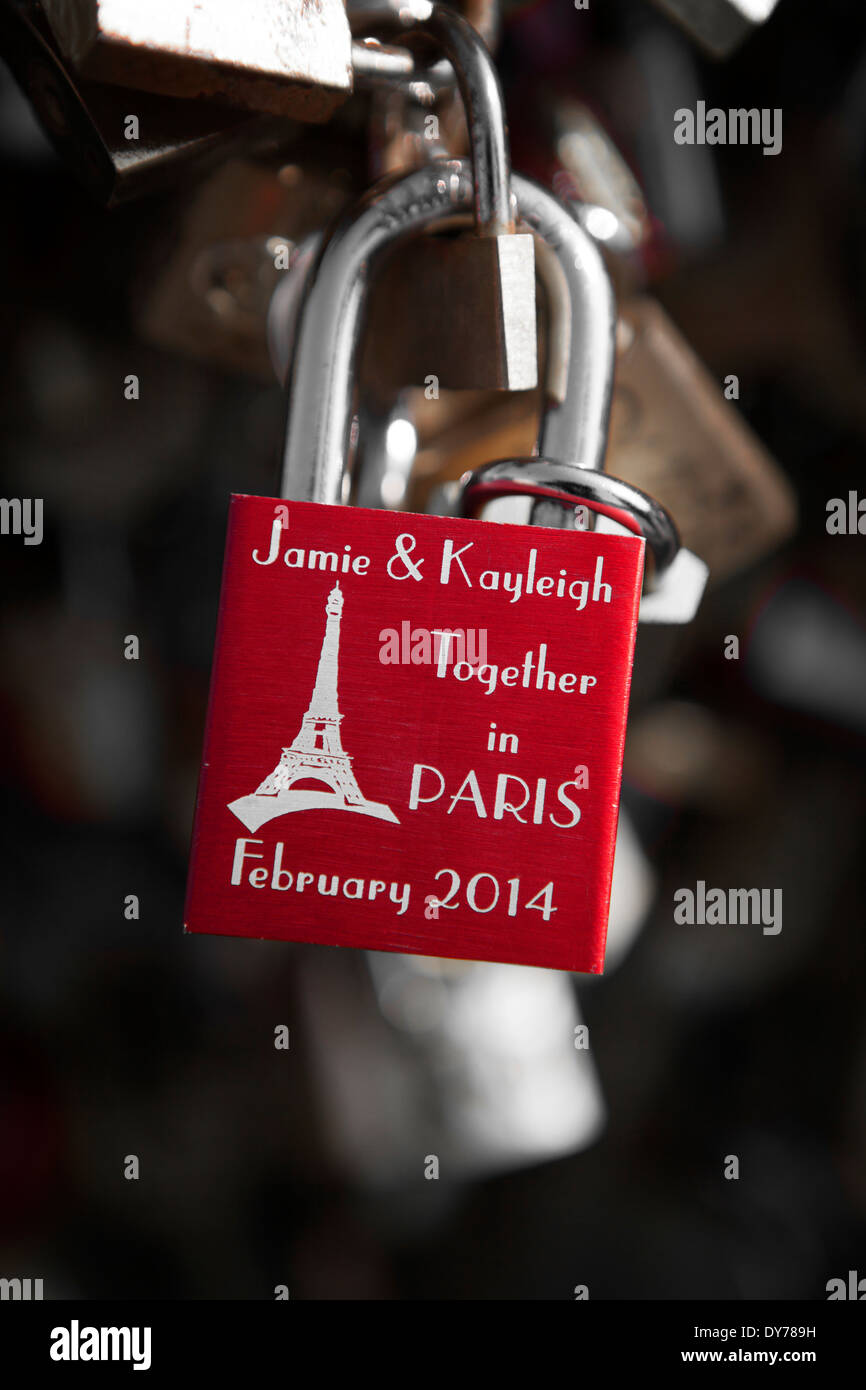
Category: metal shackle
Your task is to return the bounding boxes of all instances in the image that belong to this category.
[279,156,615,503]
[350,3,514,236]
[459,460,681,579]
[349,0,500,97]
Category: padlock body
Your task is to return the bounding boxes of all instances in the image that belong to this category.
[40,0,353,120]
[362,232,538,392]
[185,495,644,972]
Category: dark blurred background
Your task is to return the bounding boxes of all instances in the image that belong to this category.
[1,0,865,1299]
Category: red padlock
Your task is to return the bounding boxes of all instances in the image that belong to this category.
[185,159,694,972]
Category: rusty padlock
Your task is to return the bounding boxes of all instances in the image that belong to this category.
[136,5,534,388]
[136,158,358,377]
[38,0,354,121]
[411,296,797,587]
[0,0,297,204]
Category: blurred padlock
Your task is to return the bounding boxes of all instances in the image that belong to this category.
[409,297,796,585]
[648,0,782,59]
[136,159,357,377]
[549,100,653,267]
[298,949,606,1187]
[607,298,797,583]
[0,0,297,204]
[138,5,536,390]
[38,0,353,121]
[659,124,866,443]
[295,803,654,1188]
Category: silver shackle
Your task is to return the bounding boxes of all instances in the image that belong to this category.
[349,0,500,99]
[279,157,615,504]
[350,4,513,236]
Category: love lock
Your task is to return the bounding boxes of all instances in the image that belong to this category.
[279,154,708,622]
[185,156,706,972]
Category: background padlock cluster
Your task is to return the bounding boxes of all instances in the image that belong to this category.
[1,0,865,1300]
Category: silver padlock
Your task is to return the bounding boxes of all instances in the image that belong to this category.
[276,156,706,622]
[266,159,665,1179]
[264,150,656,1185]
[278,158,604,501]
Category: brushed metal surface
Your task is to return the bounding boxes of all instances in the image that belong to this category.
[40,0,353,120]
[279,159,614,503]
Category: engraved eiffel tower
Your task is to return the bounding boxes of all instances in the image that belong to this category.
[228,583,398,831]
